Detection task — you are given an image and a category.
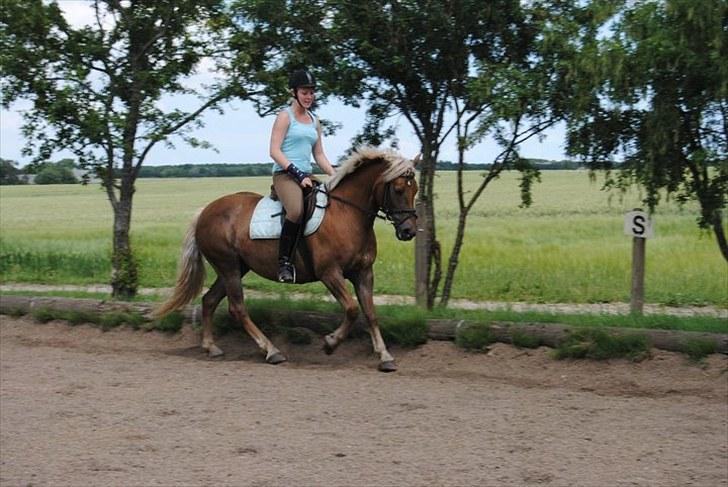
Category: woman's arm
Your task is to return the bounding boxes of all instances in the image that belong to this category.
[313,120,336,177]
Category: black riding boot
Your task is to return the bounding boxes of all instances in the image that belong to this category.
[278,219,300,283]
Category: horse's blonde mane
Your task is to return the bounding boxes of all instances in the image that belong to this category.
[326,146,415,190]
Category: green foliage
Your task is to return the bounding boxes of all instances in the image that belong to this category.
[27,305,146,330]
[0,0,246,298]
[97,311,145,331]
[63,310,99,326]
[683,339,718,362]
[380,314,428,348]
[0,159,25,185]
[3,306,26,318]
[149,311,185,333]
[34,165,77,185]
[511,331,542,349]
[552,329,651,361]
[139,163,275,178]
[567,0,728,260]
[455,322,494,351]
[31,307,55,323]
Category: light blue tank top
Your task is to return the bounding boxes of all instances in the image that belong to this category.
[272,107,318,174]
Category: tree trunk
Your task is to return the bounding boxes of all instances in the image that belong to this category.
[111,183,138,299]
[440,211,468,307]
[415,199,430,307]
[711,210,728,262]
[415,149,438,308]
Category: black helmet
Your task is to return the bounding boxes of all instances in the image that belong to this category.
[288,68,316,90]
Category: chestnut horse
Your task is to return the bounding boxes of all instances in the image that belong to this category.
[155,147,419,372]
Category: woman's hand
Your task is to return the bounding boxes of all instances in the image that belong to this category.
[300,177,313,188]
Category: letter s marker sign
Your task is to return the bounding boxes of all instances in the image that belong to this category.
[624,210,654,239]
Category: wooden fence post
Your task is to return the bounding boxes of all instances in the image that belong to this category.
[631,235,646,315]
[624,208,654,315]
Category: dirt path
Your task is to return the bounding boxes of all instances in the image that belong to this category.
[1,316,726,487]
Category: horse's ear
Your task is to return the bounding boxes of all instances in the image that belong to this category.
[412,153,422,167]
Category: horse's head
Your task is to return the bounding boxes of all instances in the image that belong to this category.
[376,154,420,241]
[327,147,420,241]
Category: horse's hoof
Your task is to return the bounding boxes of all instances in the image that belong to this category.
[323,335,337,355]
[207,345,224,358]
[266,352,287,365]
[378,361,397,373]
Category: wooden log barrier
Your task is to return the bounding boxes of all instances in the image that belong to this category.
[428,319,728,354]
[1,295,726,354]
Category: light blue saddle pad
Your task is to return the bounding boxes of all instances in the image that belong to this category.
[249,190,328,240]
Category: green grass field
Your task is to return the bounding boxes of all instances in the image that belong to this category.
[1,171,725,307]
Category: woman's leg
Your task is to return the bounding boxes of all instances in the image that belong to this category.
[273,173,304,282]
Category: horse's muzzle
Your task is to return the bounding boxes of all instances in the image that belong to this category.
[395,221,417,241]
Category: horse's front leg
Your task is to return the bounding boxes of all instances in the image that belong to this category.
[320,269,359,355]
[351,266,396,372]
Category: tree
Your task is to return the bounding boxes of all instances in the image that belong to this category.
[0,158,24,185]
[231,0,539,308]
[1,0,244,297]
[567,0,728,261]
[35,164,78,184]
[438,1,609,306]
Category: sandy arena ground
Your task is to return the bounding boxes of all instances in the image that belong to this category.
[1,316,726,486]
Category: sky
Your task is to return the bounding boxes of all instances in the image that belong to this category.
[0,1,569,168]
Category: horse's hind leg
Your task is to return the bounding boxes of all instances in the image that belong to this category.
[201,277,226,357]
[320,269,359,354]
[221,270,286,364]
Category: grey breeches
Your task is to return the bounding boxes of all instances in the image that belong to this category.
[273,172,304,223]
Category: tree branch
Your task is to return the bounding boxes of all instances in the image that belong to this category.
[133,89,230,176]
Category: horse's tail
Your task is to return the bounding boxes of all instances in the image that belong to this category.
[153,211,206,319]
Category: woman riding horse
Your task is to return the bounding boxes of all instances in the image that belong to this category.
[154,147,419,372]
[270,68,336,283]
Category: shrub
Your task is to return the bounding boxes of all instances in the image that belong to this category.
[683,339,717,362]
[381,316,428,347]
[31,307,56,323]
[151,311,184,333]
[98,311,145,331]
[64,310,99,326]
[34,165,77,184]
[553,329,650,361]
[455,322,494,351]
[511,330,541,349]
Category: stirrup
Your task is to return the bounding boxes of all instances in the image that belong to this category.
[277,260,296,283]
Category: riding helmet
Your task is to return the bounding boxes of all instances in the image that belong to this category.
[288,68,316,90]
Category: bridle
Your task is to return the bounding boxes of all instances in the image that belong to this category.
[317,170,417,231]
[378,171,418,229]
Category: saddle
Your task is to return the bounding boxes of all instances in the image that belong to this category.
[249,182,328,240]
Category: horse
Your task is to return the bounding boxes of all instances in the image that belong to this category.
[155,146,419,372]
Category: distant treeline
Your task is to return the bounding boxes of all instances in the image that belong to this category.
[138,158,584,178]
[1,157,585,184]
